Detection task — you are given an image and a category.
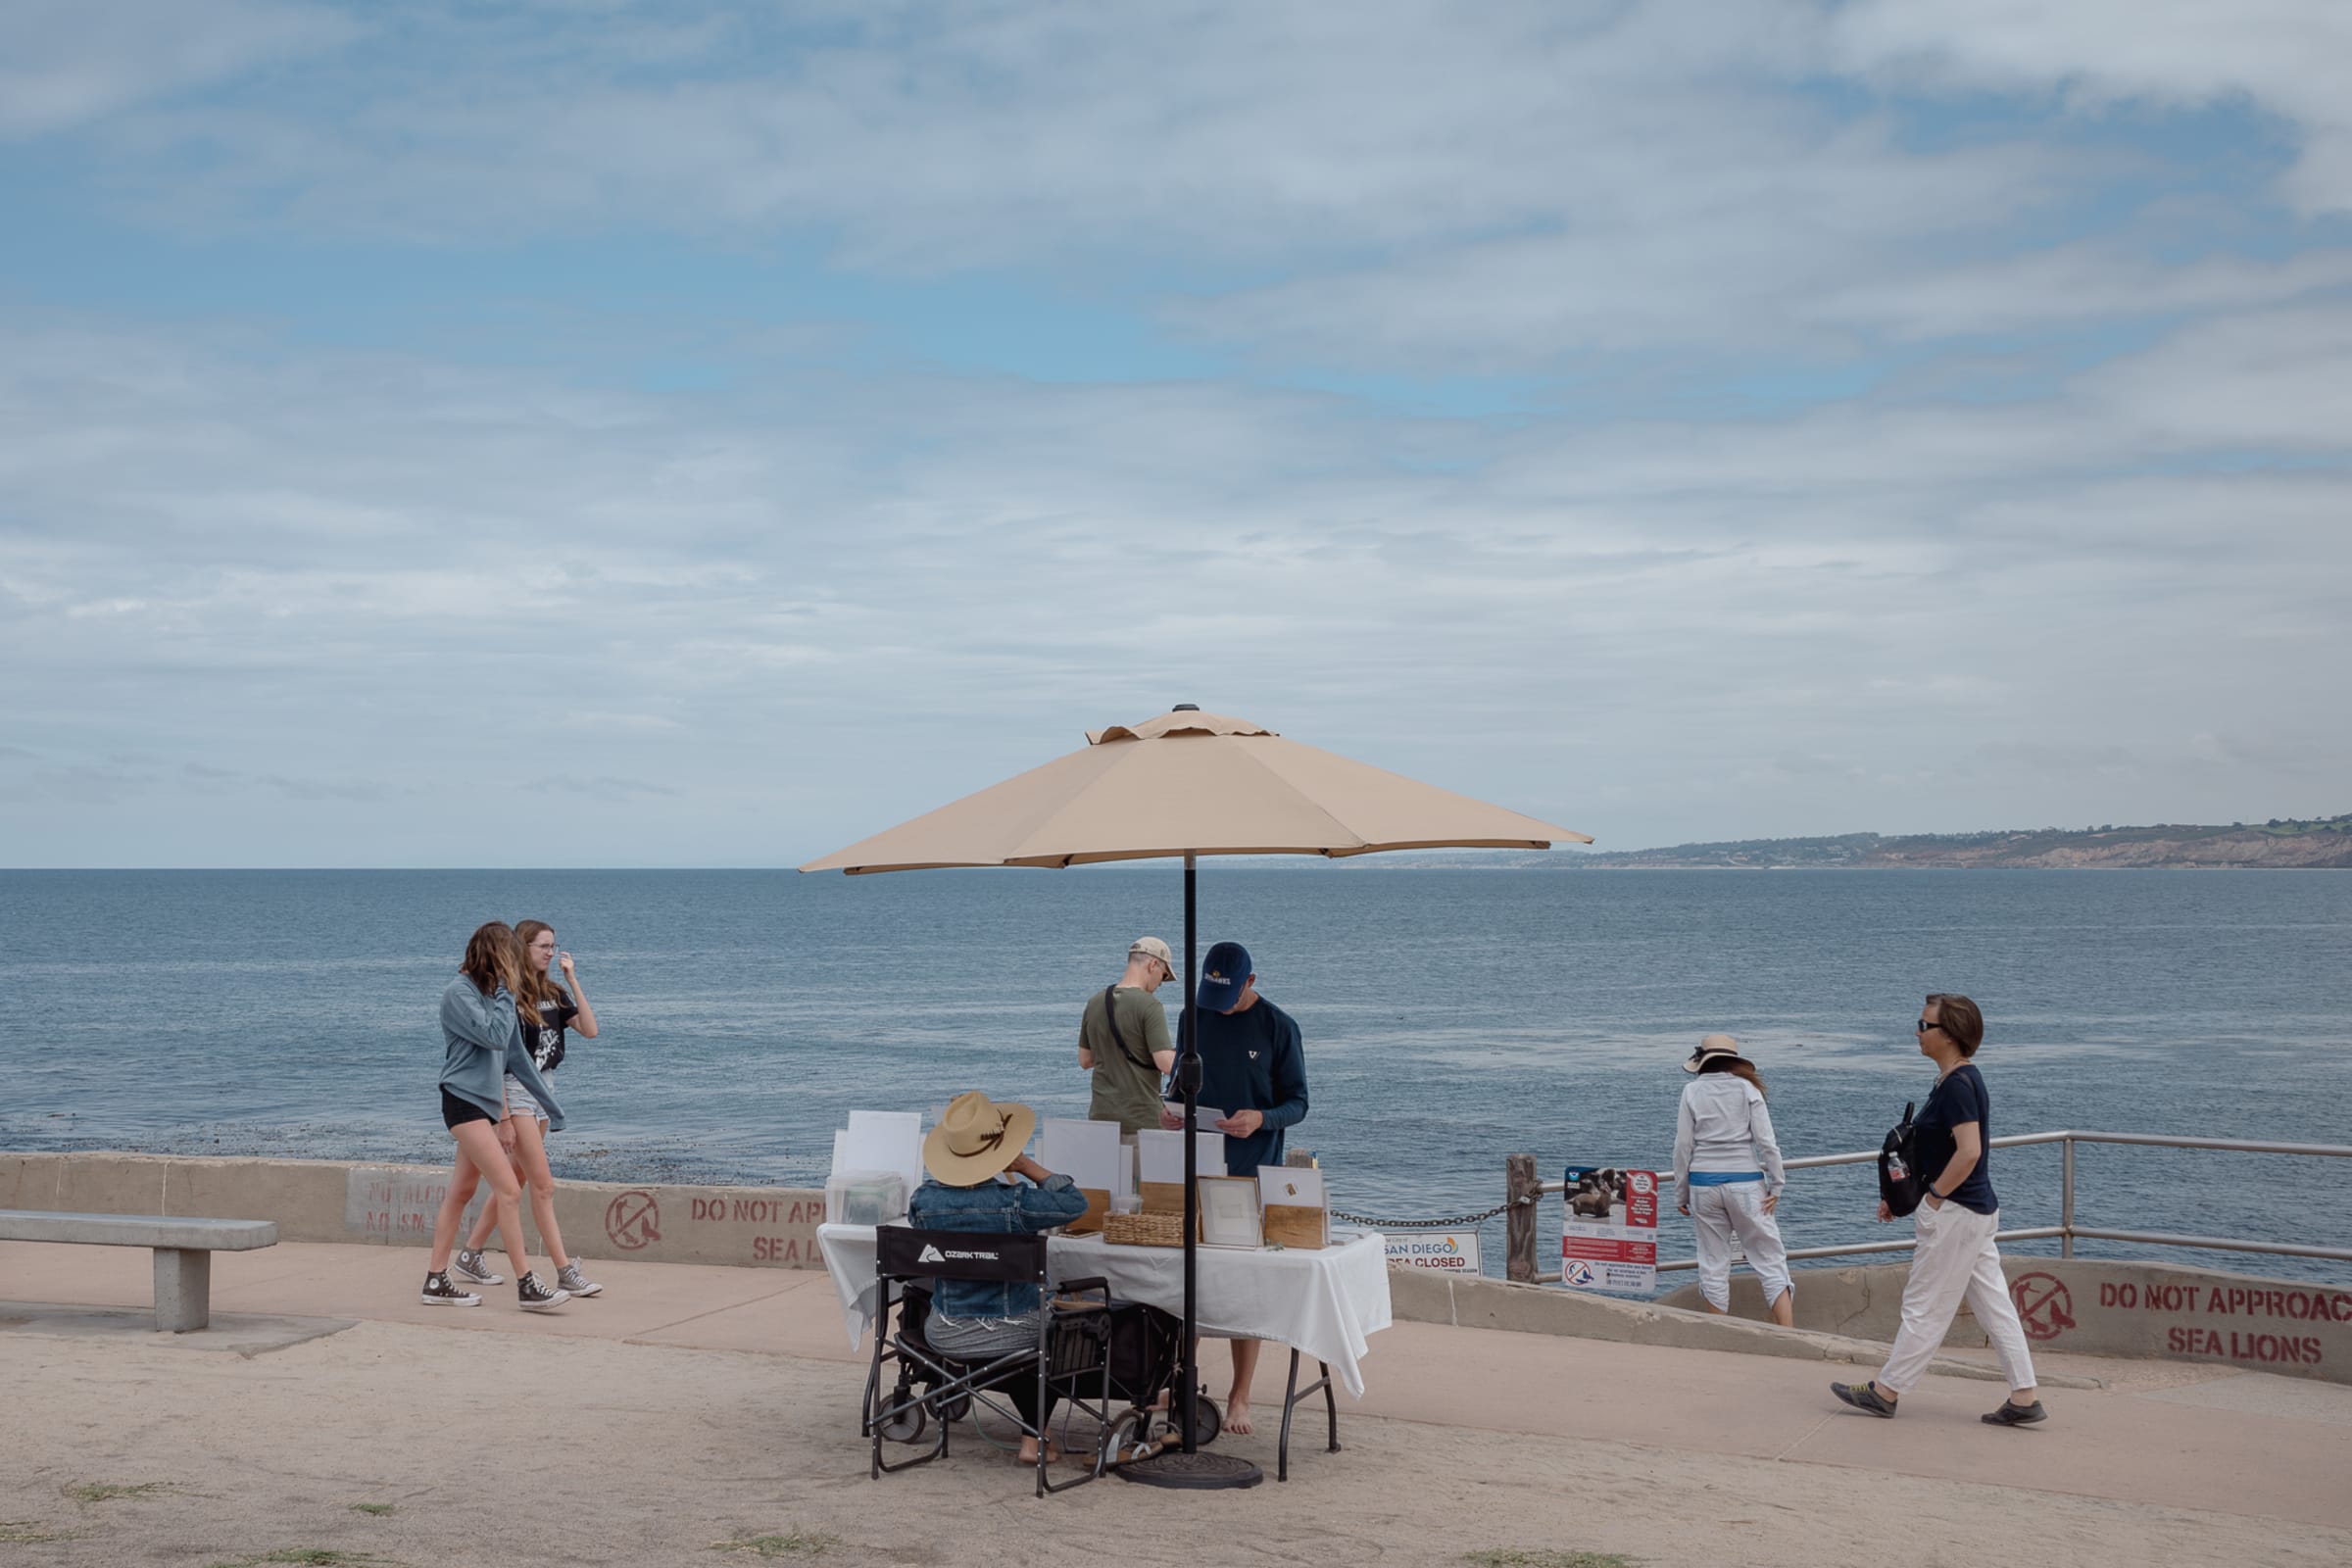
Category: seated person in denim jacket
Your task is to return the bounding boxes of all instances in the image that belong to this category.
[908,1090,1088,1463]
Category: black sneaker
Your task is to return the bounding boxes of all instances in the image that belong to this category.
[1831,1380,1898,1417]
[420,1270,481,1307]
[1983,1398,2048,1427]
[451,1247,505,1286]
[515,1271,570,1312]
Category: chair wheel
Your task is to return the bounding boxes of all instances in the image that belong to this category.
[1189,1394,1222,1447]
[931,1391,971,1423]
[876,1402,927,1444]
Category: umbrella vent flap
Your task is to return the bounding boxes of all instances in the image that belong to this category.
[1087,710,1274,745]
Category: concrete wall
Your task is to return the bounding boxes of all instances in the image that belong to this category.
[1658,1257,2352,1385]
[0,1152,829,1271]
[1385,1265,2026,1382]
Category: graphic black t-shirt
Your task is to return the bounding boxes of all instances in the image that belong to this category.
[1916,1062,1996,1214]
[520,995,579,1075]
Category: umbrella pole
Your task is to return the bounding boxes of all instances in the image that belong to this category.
[1180,853,1199,1452]
[1117,852,1261,1489]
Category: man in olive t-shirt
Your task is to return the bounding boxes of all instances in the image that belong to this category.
[1077,937,1178,1132]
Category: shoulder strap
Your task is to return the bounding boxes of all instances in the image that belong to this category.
[1100,985,1150,1070]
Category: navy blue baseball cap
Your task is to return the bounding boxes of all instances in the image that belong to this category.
[1196,941,1253,1012]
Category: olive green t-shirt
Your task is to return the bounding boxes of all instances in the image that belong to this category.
[1082,986,1174,1134]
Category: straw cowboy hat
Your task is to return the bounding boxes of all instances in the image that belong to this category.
[922,1091,1038,1185]
[1684,1034,1755,1073]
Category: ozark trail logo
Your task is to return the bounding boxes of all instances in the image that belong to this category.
[916,1244,946,1264]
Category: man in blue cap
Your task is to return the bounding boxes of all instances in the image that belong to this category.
[1163,938,1308,1433]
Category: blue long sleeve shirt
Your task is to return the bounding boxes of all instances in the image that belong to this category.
[1189,995,1308,1175]
[438,975,566,1131]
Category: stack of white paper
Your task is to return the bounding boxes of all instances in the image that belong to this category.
[1039,1118,1122,1194]
[835,1109,925,1195]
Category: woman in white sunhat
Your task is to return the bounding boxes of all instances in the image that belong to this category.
[1674,1034,1794,1328]
[907,1091,1089,1466]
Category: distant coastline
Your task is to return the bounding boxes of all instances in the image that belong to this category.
[1368,814,2352,870]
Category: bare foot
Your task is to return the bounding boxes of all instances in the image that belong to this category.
[1224,1396,1253,1436]
[1017,1439,1062,1464]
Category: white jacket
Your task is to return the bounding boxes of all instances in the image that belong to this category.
[1674,1074,1786,1196]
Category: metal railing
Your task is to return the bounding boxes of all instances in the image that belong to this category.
[1509,1130,2352,1285]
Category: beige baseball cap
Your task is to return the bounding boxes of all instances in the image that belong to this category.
[1128,936,1175,970]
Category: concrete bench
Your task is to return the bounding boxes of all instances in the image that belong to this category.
[0,1209,278,1332]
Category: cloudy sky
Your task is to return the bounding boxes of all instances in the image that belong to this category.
[3,1,2348,867]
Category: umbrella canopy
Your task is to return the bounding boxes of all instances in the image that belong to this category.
[798,708,1590,874]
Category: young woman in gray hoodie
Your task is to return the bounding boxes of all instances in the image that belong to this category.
[419,921,570,1311]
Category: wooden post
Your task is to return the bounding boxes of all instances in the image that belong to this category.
[1505,1153,1539,1284]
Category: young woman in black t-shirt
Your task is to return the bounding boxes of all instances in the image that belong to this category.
[1832,994,2046,1426]
[452,919,606,1298]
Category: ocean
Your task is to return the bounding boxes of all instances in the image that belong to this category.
[3,867,2347,1284]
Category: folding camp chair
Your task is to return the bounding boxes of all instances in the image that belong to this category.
[863,1225,1121,1497]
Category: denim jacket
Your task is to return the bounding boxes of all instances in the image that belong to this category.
[438,975,566,1132]
[906,1172,1088,1319]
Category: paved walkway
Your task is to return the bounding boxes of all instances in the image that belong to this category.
[5,1240,2350,1567]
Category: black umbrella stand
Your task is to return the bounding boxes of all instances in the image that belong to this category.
[1117,851,1262,1489]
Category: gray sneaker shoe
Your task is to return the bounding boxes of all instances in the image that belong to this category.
[556,1262,603,1298]
[451,1248,504,1286]
[515,1271,570,1312]
[419,1270,480,1307]
[1831,1380,1898,1417]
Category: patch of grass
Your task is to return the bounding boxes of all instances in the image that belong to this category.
[62,1482,173,1505]
[0,1520,84,1544]
[1465,1552,1640,1568]
[349,1503,395,1517]
[711,1531,842,1558]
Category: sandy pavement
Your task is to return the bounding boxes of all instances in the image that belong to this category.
[5,1314,2349,1568]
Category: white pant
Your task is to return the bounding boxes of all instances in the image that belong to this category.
[1689,1181,1791,1312]
[1879,1201,2037,1395]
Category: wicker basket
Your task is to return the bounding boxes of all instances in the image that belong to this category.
[1102,1211,1186,1248]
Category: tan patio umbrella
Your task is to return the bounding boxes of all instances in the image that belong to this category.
[800,707,1589,873]
[801,705,1589,1487]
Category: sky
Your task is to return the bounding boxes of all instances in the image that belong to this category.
[2,0,2349,867]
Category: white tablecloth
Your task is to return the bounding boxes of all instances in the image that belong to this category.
[816,1223,1393,1398]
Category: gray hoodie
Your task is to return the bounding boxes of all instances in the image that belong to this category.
[439,975,566,1131]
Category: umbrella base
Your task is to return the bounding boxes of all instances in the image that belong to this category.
[1115,1450,1263,1490]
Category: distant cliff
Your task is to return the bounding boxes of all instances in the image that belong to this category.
[1583,815,2352,869]
[1362,815,2352,869]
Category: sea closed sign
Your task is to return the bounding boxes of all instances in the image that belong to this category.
[1384,1230,1482,1273]
[1561,1165,1658,1294]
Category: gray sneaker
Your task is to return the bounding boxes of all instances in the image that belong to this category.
[556,1262,603,1298]
[515,1272,570,1312]
[451,1248,504,1286]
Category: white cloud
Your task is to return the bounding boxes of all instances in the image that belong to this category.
[1835,0,2352,212]
[0,0,355,139]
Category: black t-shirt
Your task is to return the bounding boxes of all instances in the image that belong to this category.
[521,995,579,1075]
[1916,1062,1997,1214]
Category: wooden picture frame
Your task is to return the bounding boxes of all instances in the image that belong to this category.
[1197,1176,1263,1249]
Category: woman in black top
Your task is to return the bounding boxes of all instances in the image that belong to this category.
[1832,994,2047,1426]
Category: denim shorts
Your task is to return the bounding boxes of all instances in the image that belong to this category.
[503,1073,551,1123]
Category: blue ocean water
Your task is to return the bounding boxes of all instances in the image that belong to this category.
[3,867,2347,1284]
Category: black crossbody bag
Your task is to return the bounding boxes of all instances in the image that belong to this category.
[1879,1101,1926,1217]
[1100,985,1153,1073]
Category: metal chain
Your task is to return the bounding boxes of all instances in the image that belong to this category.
[1331,1200,1518,1230]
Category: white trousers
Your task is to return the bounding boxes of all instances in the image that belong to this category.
[1689,1181,1791,1312]
[1879,1201,2037,1395]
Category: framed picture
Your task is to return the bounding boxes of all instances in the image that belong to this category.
[1196,1176,1263,1250]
